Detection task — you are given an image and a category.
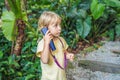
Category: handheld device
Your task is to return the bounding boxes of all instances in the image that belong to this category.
[41,27,56,51]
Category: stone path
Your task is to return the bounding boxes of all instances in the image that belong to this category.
[67,41,120,80]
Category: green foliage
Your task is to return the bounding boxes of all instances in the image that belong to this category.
[0,52,41,80]
[108,29,115,41]
[76,13,91,39]
[0,29,41,79]
[0,0,4,18]
[104,0,120,8]
[7,0,23,19]
[0,30,12,54]
[100,0,120,40]
[1,10,16,41]
[25,0,120,47]
[88,0,120,41]
[91,0,105,20]
[0,51,3,59]
[115,24,120,37]
[1,0,28,42]
[1,0,120,79]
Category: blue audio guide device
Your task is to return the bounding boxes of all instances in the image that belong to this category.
[41,27,56,51]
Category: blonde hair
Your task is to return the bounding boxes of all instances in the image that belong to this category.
[38,11,61,30]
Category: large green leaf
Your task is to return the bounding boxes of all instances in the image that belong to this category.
[76,19,83,37]
[78,9,87,19]
[7,0,17,14]
[93,3,105,20]
[7,0,27,21]
[76,16,91,38]
[83,16,91,38]
[1,11,16,41]
[90,0,98,13]
[7,0,21,18]
[91,0,105,20]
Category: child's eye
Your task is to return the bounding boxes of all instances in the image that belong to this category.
[53,23,60,28]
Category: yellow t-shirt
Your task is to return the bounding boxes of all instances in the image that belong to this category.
[36,37,68,80]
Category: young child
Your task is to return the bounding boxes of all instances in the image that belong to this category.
[36,11,74,80]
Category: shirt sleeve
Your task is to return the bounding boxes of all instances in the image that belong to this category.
[60,37,68,50]
[36,39,44,57]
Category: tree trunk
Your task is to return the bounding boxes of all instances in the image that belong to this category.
[13,19,25,55]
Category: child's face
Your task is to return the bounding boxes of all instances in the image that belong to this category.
[48,23,61,37]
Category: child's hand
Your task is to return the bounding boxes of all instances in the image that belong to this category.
[66,53,74,62]
[44,30,53,44]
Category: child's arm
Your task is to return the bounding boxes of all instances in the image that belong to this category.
[65,50,74,62]
[41,30,53,64]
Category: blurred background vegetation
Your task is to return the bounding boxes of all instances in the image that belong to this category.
[0,0,120,79]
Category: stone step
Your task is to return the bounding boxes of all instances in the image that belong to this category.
[112,50,120,54]
[78,60,120,74]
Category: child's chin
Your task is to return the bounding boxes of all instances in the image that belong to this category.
[54,34,60,37]
[55,35,59,37]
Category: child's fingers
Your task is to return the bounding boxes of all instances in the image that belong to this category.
[66,53,75,61]
[46,30,53,39]
[69,55,74,62]
[47,30,51,36]
[70,54,74,59]
[46,30,50,34]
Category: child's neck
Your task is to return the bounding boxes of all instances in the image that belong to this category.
[53,36,59,41]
